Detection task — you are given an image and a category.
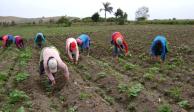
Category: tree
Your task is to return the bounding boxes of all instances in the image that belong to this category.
[115,8,123,19]
[114,8,128,25]
[100,2,113,21]
[135,6,149,21]
[11,21,16,26]
[56,16,72,27]
[91,12,100,22]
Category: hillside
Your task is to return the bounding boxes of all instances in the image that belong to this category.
[0,16,80,23]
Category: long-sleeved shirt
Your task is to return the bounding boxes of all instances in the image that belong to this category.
[1,34,15,48]
[34,33,46,44]
[40,46,69,81]
[111,32,128,53]
[151,35,168,61]
[66,38,79,62]
[15,36,23,46]
[77,34,90,49]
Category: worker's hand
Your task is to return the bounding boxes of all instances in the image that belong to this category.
[70,58,74,62]
[51,80,56,86]
[75,61,78,65]
[64,76,69,81]
[125,52,129,56]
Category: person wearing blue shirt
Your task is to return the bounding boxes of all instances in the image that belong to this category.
[34,32,46,48]
[150,35,168,62]
[76,34,91,55]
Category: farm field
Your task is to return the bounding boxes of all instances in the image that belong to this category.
[0,25,194,112]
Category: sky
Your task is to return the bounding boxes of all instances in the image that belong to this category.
[0,0,194,20]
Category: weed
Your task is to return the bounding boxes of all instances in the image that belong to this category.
[83,72,92,80]
[117,83,128,93]
[15,72,29,82]
[124,63,136,70]
[157,104,172,112]
[59,95,66,102]
[79,92,91,100]
[9,90,29,104]
[16,106,25,112]
[67,106,77,112]
[143,73,155,80]
[167,87,181,101]
[97,72,107,79]
[0,71,8,81]
[128,83,144,97]
[149,67,159,74]
[104,95,114,105]
[139,53,148,61]
[178,100,189,109]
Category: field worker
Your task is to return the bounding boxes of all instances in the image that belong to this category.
[66,37,79,64]
[111,32,128,63]
[39,46,69,85]
[0,34,15,48]
[34,32,46,48]
[15,36,24,49]
[150,35,168,62]
[76,34,91,55]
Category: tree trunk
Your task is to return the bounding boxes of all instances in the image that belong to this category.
[105,11,107,22]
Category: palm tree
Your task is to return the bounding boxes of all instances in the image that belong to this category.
[100,2,113,21]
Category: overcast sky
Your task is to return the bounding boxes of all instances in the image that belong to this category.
[1,0,194,20]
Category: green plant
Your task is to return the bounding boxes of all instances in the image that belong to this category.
[15,72,29,82]
[67,106,77,112]
[79,92,91,100]
[83,72,92,80]
[143,73,155,80]
[149,67,159,74]
[128,83,144,97]
[9,90,29,104]
[16,106,25,112]
[167,87,181,101]
[178,100,189,109]
[97,72,107,79]
[104,95,114,105]
[0,71,8,81]
[157,104,172,112]
[117,83,128,93]
[124,63,136,70]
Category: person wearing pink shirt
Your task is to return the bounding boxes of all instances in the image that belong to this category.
[15,35,24,49]
[65,37,79,64]
[39,46,69,85]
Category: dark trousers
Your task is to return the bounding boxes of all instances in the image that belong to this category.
[39,60,45,76]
